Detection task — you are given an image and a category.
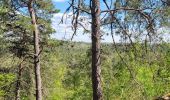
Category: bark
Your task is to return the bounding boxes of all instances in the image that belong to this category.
[91,0,102,100]
[15,62,22,100]
[28,1,42,100]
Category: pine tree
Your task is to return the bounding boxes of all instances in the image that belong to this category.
[2,0,57,99]
[27,0,42,99]
[91,0,103,99]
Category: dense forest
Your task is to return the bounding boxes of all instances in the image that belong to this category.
[0,0,170,100]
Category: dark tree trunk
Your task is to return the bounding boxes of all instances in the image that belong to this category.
[15,62,22,100]
[28,1,42,100]
[91,0,102,99]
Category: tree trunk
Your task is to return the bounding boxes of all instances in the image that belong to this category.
[91,0,102,100]
[15,62,22,100]
[28,1,42,100]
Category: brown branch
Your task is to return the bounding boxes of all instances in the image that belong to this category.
[68,2,91,14]
[71,0,81,40]
[101,7,143,13]
[78,22,90,32]
[59,0,73,24]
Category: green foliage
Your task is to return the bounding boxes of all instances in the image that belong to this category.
[0,73,15,97]
[0,39,170,99]
[0,0,170,99]
[41,47,67,100]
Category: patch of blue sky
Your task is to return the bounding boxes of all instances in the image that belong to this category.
[51,0,167,43]
[51,0,121,42]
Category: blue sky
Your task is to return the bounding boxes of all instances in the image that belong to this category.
[51,0,92,42]
[51,0,169,43]
[52,0,69,13]
[51,0,117,42]
[52,0,109,12]
[50,0,170,43]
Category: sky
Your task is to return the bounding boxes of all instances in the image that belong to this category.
[52,0,69,13]
[50,0,169,43]
[51,0,91,42]
[51,0,118,42]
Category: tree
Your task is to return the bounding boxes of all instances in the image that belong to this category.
[0,1,28,99]
[65,0,169,99]
[91,0,103,99]
[27,0,42,99]
[66,0,103,99]
[3,0,57,99]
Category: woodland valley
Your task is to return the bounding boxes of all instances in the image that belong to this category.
[1,0,170,100]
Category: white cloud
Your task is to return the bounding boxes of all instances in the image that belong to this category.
[51,13,92,42]
[51,13,121,43]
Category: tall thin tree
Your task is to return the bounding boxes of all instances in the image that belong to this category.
[28,0,42,100]
[68,0,103,99]
[91,0,102,99]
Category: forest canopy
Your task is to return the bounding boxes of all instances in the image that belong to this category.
[0,0,170,100]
